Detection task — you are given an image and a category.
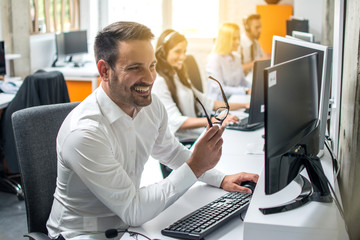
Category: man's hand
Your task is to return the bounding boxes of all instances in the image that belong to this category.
[187,125,225,178]
[221,172,259,193]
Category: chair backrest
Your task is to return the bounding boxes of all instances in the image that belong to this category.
[12,102,79,234]
[1,70,70,173]
[184,55,203,92]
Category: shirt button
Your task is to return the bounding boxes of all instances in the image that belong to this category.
[130,150,134,154]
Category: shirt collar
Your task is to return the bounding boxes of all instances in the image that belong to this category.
[96,86,135,124]
[241,33,253,47]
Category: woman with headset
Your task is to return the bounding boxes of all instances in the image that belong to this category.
[206,23,251,101]
[152,29,248,144]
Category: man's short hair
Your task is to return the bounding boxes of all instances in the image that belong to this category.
[243,14,261,31]
[94,21,154,69]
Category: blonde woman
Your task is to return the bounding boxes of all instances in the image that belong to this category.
[206,23,251,101]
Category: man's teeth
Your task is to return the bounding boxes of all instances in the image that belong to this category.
[134,86,150,92]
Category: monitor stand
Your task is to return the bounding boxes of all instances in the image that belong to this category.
[259,153,332,215]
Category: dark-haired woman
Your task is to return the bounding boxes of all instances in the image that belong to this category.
[152,29,248,142]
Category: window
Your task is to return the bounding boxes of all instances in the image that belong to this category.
[29,0,80,34]
[107,0,163,37]
[172,0,219,38]
[104,0,219,38]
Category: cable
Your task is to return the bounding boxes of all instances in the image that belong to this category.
[324,137,341,177]
[304,155,348,233]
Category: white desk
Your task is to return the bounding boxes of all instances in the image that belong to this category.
[0,93,15,109]
[46,62,99,90]
[45,63,99,102]
[123,127,348,240]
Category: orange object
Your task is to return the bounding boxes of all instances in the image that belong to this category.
[65,77,101,102]
[65,80,93,102]
[256,5,293,54]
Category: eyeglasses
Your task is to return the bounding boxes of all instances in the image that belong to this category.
[196,76,229,127]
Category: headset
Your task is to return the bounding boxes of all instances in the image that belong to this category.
[156,30,178,61]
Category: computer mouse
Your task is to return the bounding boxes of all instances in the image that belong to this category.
[241,181,256,193]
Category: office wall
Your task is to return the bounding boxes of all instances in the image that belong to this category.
[219,0,294,33]
[1,0,31,79]
[338,0,360,239]
[293,0,323,43]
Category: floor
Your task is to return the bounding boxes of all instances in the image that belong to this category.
[0,157,163,240]
[0,191,27,240]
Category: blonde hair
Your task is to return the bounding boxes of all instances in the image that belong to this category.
[213,23,240,55]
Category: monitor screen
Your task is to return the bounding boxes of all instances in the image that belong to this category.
[55,30,88,65]
[63,30,88,55]
[264,53,319,195]
[286,18,309,36]
[271,36,332,151]
[248,59,270,125]
[0,41,6,76]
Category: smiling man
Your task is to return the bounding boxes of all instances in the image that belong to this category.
[46,22,258,240]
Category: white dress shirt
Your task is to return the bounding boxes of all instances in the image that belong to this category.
[46,86,225,239]
[152,74,215,142]
[206,52,251,101]
[240,33,265,65]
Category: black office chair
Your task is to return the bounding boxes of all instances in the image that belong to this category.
[160,55,203,178]
[0,70,70,200]
[184,55,203,93]
[12,102,79,240]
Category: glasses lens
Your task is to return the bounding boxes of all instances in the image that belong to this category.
[214,107,229,121]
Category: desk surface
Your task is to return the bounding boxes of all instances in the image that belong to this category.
[0,93,16,109]
[46,62,99,79]
[123,126,348,240]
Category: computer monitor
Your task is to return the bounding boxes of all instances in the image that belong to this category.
[53,30,88,67]
[286,18,309,36]
[247,59,271,127]
[261,53,332,215]
[226,59,270,132]
[271,36,333,153]
[292,31,315,43]
[0,41,6,76]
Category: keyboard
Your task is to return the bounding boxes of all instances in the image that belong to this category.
[161,192,252,240]
[226,117,264,131]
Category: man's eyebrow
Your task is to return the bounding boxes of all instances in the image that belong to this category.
[126,60,157,67]
[126,62,143,67]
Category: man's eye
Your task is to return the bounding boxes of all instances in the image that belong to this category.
[129,66,140,71]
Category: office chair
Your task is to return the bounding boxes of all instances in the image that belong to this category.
[12,102,79,240]
[184,55,203,93]
[160,55,202,178]
[0,70,70,200]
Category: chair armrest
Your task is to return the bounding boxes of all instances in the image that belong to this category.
[24,232,51,240]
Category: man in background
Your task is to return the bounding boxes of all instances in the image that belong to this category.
[240,14,268,75]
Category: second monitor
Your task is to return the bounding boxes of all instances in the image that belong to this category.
[226,59,270,131]
[53,30,88,67]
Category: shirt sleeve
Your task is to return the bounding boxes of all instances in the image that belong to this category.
[61,123,197,227]
[151,99,226,188]
[152,76,188,134]
[206,54,224,100]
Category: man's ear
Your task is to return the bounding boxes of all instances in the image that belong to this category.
[97,59,111,82]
